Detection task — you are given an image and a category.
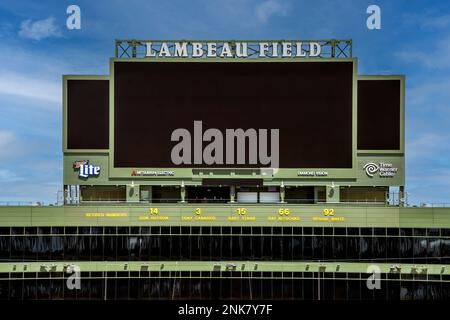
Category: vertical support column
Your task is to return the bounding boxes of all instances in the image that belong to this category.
[139,186,152,203]
[280,182,286,203]
[326,184,340,203]
[132,40,137,58]
[64,185,69,205]
[180,182,186,203]
[230,185,236,203]
[399,186,405,207]
[314,187,320,204]
[147,186,153,203]
[126,184,140,203]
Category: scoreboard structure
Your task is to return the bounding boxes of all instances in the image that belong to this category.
[63,40,405,205]
[3,39,450,303]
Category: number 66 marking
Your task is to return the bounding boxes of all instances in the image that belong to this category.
[278,208,290,216]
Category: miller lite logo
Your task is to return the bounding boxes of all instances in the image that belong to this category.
[73,160,100,178]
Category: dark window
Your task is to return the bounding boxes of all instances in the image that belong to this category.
[347,228,359,236]
[273,227,282,235]
[400,237,413,263]
[51,227,64,235]
[170,236,181,260]
[170,226,180,235]
[11,227,24,235]
[231,227,241,235]
[117,227,129,235]
[387,228,399,236]
[25,227,37,235]
[400,228,413,236]
[372,236,386,262]
[313,227,323,236]
[414,228,426,237]
[130,227,140,234]
[427,228,440,237]
[374,228,386,236]
[0,236,10,260]
[104,227,116,235]
[251,236,262,260]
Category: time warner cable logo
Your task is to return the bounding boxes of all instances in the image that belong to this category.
[363,162,379,177]
[363,162,398,178]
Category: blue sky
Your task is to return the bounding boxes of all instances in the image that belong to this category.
[0,0,449,205]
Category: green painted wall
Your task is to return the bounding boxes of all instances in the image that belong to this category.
[0,261,448,275]
[0,204,448,228]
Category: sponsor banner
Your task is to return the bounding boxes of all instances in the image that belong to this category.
[363,162,398,178]
[131,170,175,177]
[73,160,100,178]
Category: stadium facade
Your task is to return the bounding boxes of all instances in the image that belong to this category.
[0,39,449,300]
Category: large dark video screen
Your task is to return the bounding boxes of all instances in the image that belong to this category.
[114,61,353,168]
[358,79,401,150]
[67,79,109,149]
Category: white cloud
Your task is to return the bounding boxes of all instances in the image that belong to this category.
[0,130,16,150]
[406,169,450,206]
[0,21,14,38]
[255,0,288,23]
[0,130,24,162]
[0,72,60,106]
[395,37,450,69]
[0,42,105,110]
[0,169,24,183]
[18,16,61,41]
[407,133,449,160]
[421,14,450,28]
[408,79,450,108]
